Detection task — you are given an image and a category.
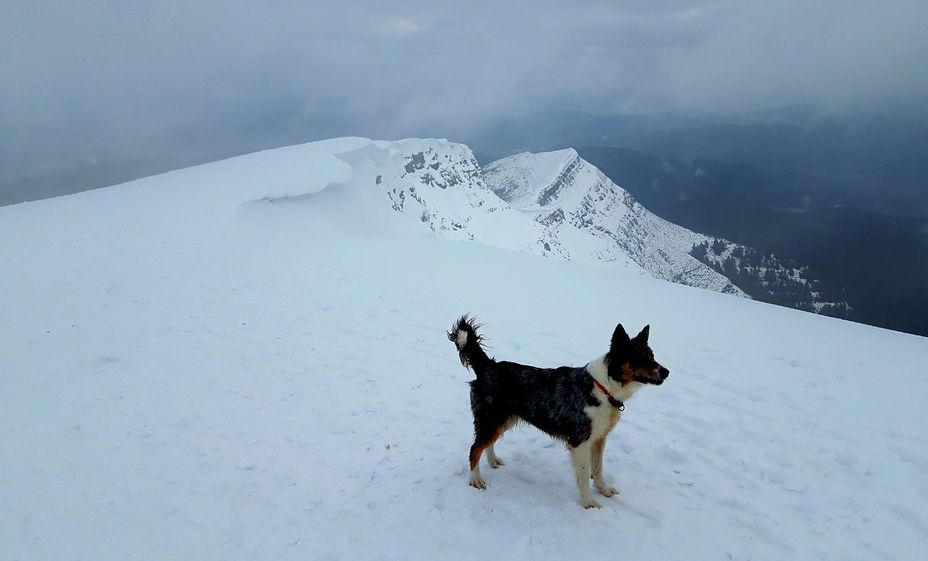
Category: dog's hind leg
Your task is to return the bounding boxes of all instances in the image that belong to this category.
[591,438,620,497]
[468,439,490,489]
[468,421,507,489]
[486,418,515,468]
[569,441,601,509]
[486,444,504,468]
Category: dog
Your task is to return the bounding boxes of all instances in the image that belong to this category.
[447,315,669,508]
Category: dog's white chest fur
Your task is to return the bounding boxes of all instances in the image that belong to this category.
[586,402,622,441]
[584,354,642,441]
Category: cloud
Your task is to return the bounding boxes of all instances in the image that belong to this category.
[1,0,926,178]
[383,17,423,36]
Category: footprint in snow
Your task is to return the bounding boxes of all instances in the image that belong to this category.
[655,445,686,465]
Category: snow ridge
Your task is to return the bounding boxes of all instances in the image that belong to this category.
[328,139,638,270]
[243,138,741,295]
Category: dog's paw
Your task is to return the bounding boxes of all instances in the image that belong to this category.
[581,498,602,509]
[596,485,620,497]
[468,473,487,490]
[488,456,505,469]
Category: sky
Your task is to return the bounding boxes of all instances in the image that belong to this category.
[2,0,927,179]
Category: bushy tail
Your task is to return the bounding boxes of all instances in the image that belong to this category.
[448,314,492,373]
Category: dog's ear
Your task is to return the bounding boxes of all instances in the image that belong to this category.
[611,323,631,352]
[635,325,650,344]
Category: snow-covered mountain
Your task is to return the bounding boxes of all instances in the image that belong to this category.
[2,137,926,561]
[321,139,742,295]
[483,148,743,294]
[331,139,841,310]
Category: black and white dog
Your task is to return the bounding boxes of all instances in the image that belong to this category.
[448,315,669,508]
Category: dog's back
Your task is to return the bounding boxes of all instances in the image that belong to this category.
[448,316,598,446]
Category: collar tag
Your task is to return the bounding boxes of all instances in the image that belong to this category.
[593,379,625,410]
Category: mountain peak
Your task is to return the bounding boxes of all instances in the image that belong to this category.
[483,147,745,295]
[483,148,584,208]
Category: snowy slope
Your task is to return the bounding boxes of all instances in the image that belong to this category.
[2,139,928,561]
[484,149,745,295]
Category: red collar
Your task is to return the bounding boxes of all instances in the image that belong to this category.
[593,379,625,411]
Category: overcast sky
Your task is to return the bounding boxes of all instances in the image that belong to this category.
[2,0,927,178]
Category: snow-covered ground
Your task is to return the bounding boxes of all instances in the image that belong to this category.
[2,139,927,561]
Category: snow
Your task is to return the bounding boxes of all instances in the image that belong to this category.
[482,148,581,208]
[2,138,927,561]
[484,149,745,295]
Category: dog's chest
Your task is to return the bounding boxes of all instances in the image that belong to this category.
[585,403,622,441]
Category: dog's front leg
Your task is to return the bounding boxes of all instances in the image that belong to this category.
[569,442,601,509]
[591,438,620,497]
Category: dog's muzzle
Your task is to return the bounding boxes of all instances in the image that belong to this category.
[649,366,670,385]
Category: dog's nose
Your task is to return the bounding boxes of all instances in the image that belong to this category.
[659,367,670,379]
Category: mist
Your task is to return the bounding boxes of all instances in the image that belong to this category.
[2,0,927,179]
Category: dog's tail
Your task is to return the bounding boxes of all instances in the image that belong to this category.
[448,314,492,373]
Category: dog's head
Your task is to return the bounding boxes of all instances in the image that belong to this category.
[606,324,670,386]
